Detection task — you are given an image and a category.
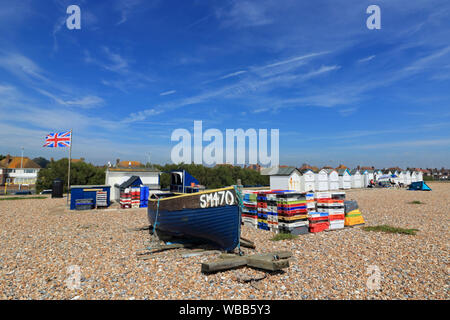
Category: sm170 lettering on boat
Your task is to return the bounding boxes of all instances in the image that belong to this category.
[171,121,279,167]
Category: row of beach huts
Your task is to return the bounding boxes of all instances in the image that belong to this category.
[261,167,424,192]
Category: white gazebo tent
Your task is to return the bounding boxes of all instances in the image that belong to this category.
[315,169,329,191]
[338,169,352,189]
[300,169,316,192]
[261,167,302,192]
[350,169,363,188]
[326,169,340,190]
[362,170,374,188]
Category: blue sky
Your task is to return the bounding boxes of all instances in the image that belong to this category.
[0,0,449,168]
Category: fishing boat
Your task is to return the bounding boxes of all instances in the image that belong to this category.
[147,186,241,251]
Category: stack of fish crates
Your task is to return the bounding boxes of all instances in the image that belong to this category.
[96,191,108,208]
[131,187,140,208]
[242,191,258,229]
[344,200,365,226]
[308,211,329,233]
[277,192,309,235]
[266,193,279,234]
[75,198,94,210]
[328,192,346,230]
[120,188,131,209]
[315,191,345,230]
[306,192,316,212]
[140,186,149,208]
[257,192,270,231]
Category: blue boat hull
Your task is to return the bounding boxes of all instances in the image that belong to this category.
[148,205,240,251]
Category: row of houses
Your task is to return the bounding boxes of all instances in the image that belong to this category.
[261,167,425,192]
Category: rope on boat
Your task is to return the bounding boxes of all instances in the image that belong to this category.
[234,185,244,255]
[147,197,161,250]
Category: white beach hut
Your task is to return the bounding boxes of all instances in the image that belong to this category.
[411,171,419,183]
[350,169,363,188]
[417,171,424,181]
[261,167,302,192]
[326,169,340,190]
[404,170,412,185]
[300,169,316,192]
[398,171,407,185]
[362,170,375,188]
[338,169,352,189]
[315,169,329,191]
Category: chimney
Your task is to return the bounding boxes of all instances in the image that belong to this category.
[116,159,120,167]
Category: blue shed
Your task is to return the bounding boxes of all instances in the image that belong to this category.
[70,185,111,210]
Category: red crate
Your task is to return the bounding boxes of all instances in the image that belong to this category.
[317,199,344,204]
[329,214,345,221]
[309,222,329,233]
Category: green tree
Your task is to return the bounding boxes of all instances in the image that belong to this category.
[36,158,106,193]
[0,154,5,161]
[32,157,50,168]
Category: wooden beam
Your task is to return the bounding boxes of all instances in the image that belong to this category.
[201,251,292,273]
[247,256,290,271]
[201,257,248,273]
[239,238,256,249]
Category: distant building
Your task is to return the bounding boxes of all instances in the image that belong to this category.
[335,164,348,171]
[261,166,302,191]
[105,167,161,201]
[0,155,41,186]
[245,164,262,171]
[71,158,85,163]
[115,159,144,168]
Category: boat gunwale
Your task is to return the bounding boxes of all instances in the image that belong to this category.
[149,186,236,202]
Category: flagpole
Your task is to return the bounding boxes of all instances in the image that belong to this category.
[67,129,73,206]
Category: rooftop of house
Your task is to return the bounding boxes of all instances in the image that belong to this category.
[261,166,299,176]
[0,156,41,169]
[117,160,144,168]
[107,167,160,173]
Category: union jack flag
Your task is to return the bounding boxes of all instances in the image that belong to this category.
[43,131,72,148]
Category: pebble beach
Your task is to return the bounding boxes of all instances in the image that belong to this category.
[0,183,448,300]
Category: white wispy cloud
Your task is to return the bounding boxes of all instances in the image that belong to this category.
[403,46,450,73]
[0,52,49,83]
[347,138,450,149]
[219,70,247,80]
[258,52,330,70]
[358,55,376,63]
[84,48,130,74]
[124,108,164,122]
[160,90,176,96]
[115,0,142,25]
[122,51,338,122]
[36,89,105,108]
[84,47,153,91]
[216,0,273,28]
